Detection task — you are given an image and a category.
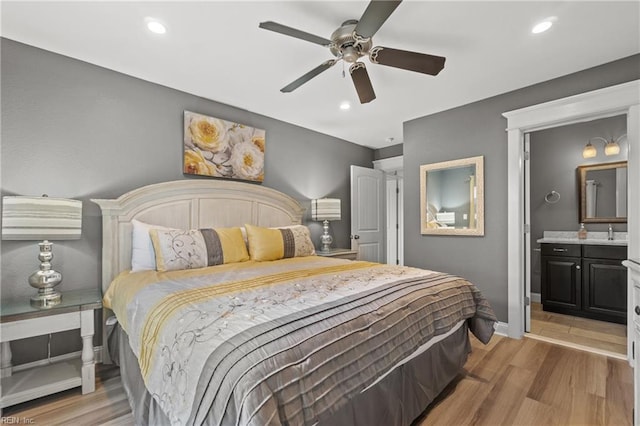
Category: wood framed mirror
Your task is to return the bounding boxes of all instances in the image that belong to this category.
[577,161,627,223]
[420,155,484,236]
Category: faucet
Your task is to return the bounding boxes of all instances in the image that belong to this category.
[608,224,614,240]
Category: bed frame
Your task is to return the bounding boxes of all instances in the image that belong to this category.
[91,179,305,362]
[92,179,474,425]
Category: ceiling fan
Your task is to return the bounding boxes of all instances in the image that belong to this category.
[258,0,445,104]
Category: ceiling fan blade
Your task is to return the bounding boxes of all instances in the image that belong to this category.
[369,46,445,75]
[281,60,337,93]
[349,63,376,104]
[259,21,332,47]
[354,1,402,39]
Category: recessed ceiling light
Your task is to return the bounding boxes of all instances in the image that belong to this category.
[146,19,166,34]
[531,18,555,34]
[340,101,351,110]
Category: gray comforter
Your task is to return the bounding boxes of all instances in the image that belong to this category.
[106,257,496,425]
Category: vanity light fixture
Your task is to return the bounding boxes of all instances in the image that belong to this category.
[582,134,625,159]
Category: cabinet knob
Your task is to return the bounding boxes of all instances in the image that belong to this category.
[635,306,640,316]
[576,265,580,270]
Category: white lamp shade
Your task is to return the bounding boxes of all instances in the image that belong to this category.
[2,196,82,240]
[312,198,341,221]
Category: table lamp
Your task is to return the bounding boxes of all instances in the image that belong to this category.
[311,198,341,252]
[2,195,82,307]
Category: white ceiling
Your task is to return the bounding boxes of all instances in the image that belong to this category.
[2,1,639,149]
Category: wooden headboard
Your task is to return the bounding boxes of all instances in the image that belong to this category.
[91,179,305,295]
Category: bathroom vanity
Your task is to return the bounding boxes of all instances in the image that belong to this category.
[538,231,628,324]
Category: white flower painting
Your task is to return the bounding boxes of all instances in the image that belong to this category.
[183,111,265,182]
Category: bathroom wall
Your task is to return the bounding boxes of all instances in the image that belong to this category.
[529,115,628,294]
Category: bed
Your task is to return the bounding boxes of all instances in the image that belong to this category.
[93,179,496,426]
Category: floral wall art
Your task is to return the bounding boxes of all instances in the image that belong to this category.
[183,111,266,182]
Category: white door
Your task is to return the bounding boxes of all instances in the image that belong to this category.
[351,165,385,263]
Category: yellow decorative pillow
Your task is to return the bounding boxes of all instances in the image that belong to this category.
[150,226,248,272]
[245,224,315,261]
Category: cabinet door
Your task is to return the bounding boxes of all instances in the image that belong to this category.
[583,258,627,322]
[541,256,581,311]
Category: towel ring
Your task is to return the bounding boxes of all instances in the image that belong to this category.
[544,190,561,204]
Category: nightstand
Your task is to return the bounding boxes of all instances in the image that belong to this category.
[0,288,102,408]
[316,248,358,260]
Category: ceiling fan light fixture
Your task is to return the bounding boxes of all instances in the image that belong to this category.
[342,46,360,63]
[259,0,445,104]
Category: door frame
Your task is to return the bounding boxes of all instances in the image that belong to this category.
[503,80,639,364]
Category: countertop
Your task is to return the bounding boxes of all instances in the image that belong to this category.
[537,231,628,246]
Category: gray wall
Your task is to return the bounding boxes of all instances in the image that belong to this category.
[1,38,373,364]
[529,115,628,294]
[404,54,640,322]
[373,143,403,160]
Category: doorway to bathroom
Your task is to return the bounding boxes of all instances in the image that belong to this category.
[524,115,628,358]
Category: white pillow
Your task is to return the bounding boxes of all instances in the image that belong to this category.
[131,219,175,272]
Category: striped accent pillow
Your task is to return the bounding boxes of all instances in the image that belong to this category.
[245,224,315,261]
[149,227,249,272]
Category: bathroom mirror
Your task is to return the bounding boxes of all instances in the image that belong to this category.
[420,155,484,236]
[577,161,627,223]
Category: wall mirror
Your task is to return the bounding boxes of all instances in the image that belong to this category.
[577,161,627,223]
[420,155,484,236]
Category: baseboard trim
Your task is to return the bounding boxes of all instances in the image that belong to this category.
[531,292,541,303]
[11,346,103,373]
[493,321,509,336]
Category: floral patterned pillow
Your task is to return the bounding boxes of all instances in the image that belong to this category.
[245,224,315,261]
[150,227,249,272]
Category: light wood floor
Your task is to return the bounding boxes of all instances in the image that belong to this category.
[2,335,633,425]
[417,334,632,425]
[530,302,627,356]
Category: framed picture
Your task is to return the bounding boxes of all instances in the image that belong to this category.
[183,111,265,182]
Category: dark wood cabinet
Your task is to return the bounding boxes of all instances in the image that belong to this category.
[541,243,627,324]
[582,245,628,323]
[541,255,582,311]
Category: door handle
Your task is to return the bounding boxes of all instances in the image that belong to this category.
[352,235,360,240]
[635,306,640,316]
[553,248,567,252]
